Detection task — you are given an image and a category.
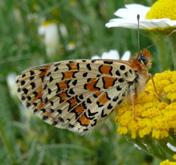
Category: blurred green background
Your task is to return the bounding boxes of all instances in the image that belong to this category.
[0,0,161,164]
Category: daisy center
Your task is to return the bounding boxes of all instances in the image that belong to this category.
[146,0,176,20]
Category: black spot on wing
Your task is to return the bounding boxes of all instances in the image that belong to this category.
[83,72,88,77]
[116,70,121,76]
[120,65,126,70]
[113,96,119,102]
[116,86,122,91]
[104,61,113,64]
[86,64,91,70]
[27,96,32,101]
[30,70,35,76]
[72,79,77,85]
[87,98,92,104]
[118,78,124,83]
[101,110,107,118]
[21,80,25,86]
[68,124,74,128]
[68,88,75,95]
[42,115,48,120]
[30,82,35,89]
[22,88,28,94]
[49,76,54,82]
[57,109,62,114]
[91,119,97,127]
[52,120,58,126]
[107,103,113,109]
[54,67,59,72]
[87,109,98,119]
[96,101,104,107]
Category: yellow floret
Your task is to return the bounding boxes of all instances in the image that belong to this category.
[116,71,176,139]
[146,0,176,20]
[42,21,57,26]
[173,155,176,160]
[160,159,176,165]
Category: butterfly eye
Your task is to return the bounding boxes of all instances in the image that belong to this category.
[138,55,148,65]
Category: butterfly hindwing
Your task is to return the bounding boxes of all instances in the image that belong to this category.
[16,59,137,133]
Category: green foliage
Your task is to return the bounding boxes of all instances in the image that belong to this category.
[0,0,160,164]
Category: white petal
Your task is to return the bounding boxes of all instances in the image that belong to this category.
[102,50,120,59]
[38,23,60,56]
[121,51,131,60]
[91,55,101,59]
[44,24,59,44]
[38,26,46,35]
[115,4,150,20]
[106,3,176,30]
[167,143,176,152]
[138,19,176,29]
[106,17,176,29]
[59,24,68,37]
[134,144,142,150]
[6,73,18,97]
[106,18,140,29]
[147,19,176,28]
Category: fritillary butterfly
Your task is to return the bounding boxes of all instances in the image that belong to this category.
[16,49,152,133]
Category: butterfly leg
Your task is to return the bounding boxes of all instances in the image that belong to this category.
[149,74,171,103]
[148,74,161,100]
[130,92,137,120]
[128,85,137,120]
[168,29,176,37]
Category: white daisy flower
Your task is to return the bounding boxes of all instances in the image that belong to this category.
[38,21,59,57]
[91,50,131,60]
[59,24,68,37]
[167,143,176,152]
[6,73,18,97]
[106,0,176,30]
[66,42,76,51]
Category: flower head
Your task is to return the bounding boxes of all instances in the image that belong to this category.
[160,157,176,165]
[116,71,176,139]
[6,73,18,97]
[146,0,176,20]
[167,143,176,152]
[91,50,130,60]
[106,0,176,30]
[160,160,176,165]
[38,21,59,57]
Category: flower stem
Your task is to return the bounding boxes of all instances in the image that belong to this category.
[149,33,172,71]
[168,34,176,69]
[133,137,175,160]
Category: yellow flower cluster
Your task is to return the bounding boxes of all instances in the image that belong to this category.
[146,0,176,20]
[160,160,176,165]
[116,71,176,139]
[160,155,176,165]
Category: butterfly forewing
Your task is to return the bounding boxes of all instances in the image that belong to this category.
[16,59,137,133]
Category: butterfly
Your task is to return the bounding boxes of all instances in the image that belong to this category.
[16,49,152,134]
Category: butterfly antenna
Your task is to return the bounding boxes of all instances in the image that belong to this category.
[167,29,176,37]
[147,27,176,51]
[137,14,141,51]
[146,44,155,50]
[137,15,155,51]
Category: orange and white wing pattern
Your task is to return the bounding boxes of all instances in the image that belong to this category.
[16,59,139,133]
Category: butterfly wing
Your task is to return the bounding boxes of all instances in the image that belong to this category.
[16,59,137,133]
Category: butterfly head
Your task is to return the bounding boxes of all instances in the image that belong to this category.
[130,49,152,72]
[137,49,152,69]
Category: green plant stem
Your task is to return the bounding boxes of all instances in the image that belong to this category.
[133,137,174,160]
[0,84,22,164]
[168,35,176,69]
[150,33,172,71]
